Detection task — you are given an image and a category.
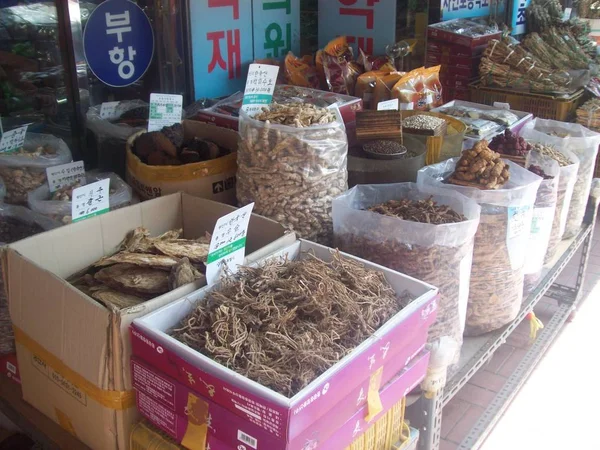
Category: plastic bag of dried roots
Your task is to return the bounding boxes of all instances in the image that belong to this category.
[238,103,348,244]
[418,158,541,336]
[333,182,480,364]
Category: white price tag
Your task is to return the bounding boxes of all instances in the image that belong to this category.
[563,7,572,21]
[205,203,254,285]
[377,99,399,111]
[0,125,28,153]
[241,64,279,115]
[148,94,183,132]
[71,178,110,223]
[100,101,120,120]
[507,205,531,240]
[46,161,86,193]
[399,102,414,111]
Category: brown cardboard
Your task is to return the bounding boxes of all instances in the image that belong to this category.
[126,120,238,204]
[5,193,294,450]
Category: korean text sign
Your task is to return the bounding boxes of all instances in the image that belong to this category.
[83,0,154,87]
[510,0,531,35]
[190,0,253,99]
[441,0,506,21]
[252,0,300,60]
[318,0,397,56]
[71,178,111,223]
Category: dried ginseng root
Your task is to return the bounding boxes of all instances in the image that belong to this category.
[171,251,411,397]
[449,141,510,190]
[367,197,466,224]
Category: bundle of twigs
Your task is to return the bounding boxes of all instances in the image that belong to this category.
[526,0,563,32]
[172,251,411,397]
[523,33,573,71]
[543,27,591,70]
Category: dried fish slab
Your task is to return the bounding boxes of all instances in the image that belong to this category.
[95,263,170,296]
[95,252,179,270]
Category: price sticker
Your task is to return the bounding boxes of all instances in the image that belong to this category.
[46,161,86,193]
[148,93,183,132]
[241,64,279,115]
[0,125,28,153]
[377,99,399,111]
[205,203,255,284]
[100,101,121,120]
[71,178,111,223]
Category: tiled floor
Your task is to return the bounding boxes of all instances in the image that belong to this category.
[440,219,600,449]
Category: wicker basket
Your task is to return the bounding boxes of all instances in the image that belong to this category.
[469,83,585,121]
[130,398,414,450]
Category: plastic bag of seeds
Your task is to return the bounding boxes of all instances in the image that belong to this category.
[523,153,560,294]
[520,119,600,239]
[333,183,480,365]
[86,100,149,178]
[0,133,72,205]
[27,171,132,225]
[418,158,542,336]
[238,103,348,245]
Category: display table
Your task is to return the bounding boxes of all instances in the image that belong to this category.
[408,193,599,450]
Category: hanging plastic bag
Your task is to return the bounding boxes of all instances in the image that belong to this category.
[0,133,72,205]
[523,153,560,293]
[333,183,480,365]
[418,158,541,336]
[27,171,132,225]
[520,118,600,238]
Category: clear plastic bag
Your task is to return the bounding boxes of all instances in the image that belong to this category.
[520,119,600,238]
[27,171,132,225]
[86,100,148,178]
[237,109,348,245]
[0,176,5,203]
[523,153,560,293]
[418,159,541,336]
[0,133,72,205]
[332,183,480,365]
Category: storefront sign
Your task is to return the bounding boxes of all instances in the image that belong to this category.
[318,0,397,56]
[441,0,507,21]
[72,178,111,223]
[241,63,279,115]
[83,0,154,88]
[206,203,254,284]
[510,0,530,35]
[190,0,254,99]
[252,0,300,60]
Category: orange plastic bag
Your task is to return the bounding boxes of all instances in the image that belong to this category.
[391,66,442,110]
[284,52,320,89]
[322,36,363,95]
[373,72,405,107]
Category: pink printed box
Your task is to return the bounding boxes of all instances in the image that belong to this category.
[131,239,438,445]
[133,352,430,450]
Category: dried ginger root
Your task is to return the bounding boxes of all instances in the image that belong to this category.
[449,141,510,190]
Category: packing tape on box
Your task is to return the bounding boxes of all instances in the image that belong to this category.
[13,326,136,410]
[365,366,384,422]
[55,408,78,437]
[181,392,208,450]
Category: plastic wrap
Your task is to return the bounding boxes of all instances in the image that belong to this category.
[0,133,72,205]
[27,171,132,225]
[523,153,560,293]
[333,183,480,365]
[418,159,542,336]
[86,100,149,178]
[237,109,348,245]
[520,119,600,238]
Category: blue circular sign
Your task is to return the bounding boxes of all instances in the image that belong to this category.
[83,0,154,88]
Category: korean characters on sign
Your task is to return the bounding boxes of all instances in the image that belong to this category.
[191,0,253,98]
[441,0,492,21]
[252,0,300,60]
[318,0,397,55]
[83,0,154,88]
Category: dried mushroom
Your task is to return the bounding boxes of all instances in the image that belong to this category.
[449,141,510,190]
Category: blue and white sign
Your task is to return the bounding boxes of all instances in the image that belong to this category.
[252,0,300,60]
[510,0,531,35]
[83,0,154,88]
[441,0,506,21]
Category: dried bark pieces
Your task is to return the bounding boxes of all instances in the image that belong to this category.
[169,258,204,290]
[94,263,170,296]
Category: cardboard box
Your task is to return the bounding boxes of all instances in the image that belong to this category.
[427,19,502,48]
[132,351,428,449]
[126,120,238,204]
[426,40,487,57]
[4,193,295,450]
[132,239,438,445]
[0,353,20,385]
[426,52,481,70]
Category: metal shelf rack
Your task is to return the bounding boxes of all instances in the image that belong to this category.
[407,193,599,450]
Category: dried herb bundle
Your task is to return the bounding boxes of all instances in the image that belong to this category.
[70,227,209,310]
[171,251,409,397]
[367,197,466,224]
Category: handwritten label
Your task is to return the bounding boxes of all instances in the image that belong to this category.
[377,98,399,111]
[46,161,86,193]
[99,101,121,120]
[241,64,279,115]
[205,203,254,284]
[0,125,28,153]
[148,94,183,132]
[71,178,110,223]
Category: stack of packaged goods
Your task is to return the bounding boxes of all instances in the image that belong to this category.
[426,19,501,102]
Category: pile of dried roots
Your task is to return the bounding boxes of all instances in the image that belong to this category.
[171,251,410,397]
